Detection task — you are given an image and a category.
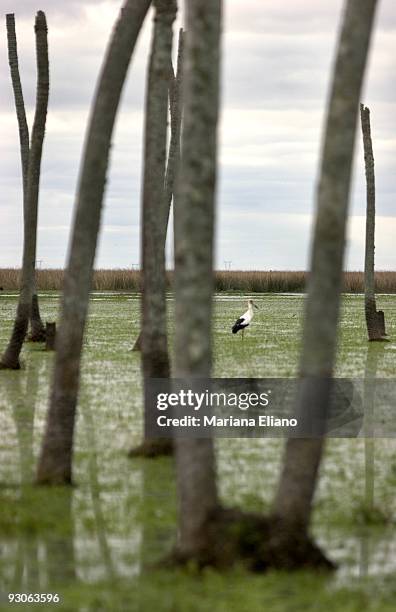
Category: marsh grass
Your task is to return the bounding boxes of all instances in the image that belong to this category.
[2,268,396,293]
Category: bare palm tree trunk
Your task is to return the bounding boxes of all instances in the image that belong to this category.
[131,28,184,354]
[173,0,221,559]
[141,0,175,381]
[272,0,378,541]
[130,4,179,458]
[36,0,151,485]
[3,14,30,370]
[360,104,386,340]
[6,14,46,344]
[23,11,49,343]
[5,14,29,204]
[1,11,49,369]
[163,28,184,237]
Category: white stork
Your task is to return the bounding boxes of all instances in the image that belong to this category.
[232,299,258,339]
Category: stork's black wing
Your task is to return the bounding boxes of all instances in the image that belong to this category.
[232,317,249,334]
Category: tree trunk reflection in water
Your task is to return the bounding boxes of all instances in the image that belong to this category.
[81,397,116,580]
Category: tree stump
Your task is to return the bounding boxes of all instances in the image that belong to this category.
[377,310,386,337]
[366,307,387,341]
[45,322,56,350]
[28,294,46,342]
[132,332,142,351]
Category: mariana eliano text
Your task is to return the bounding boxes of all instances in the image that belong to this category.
[157,415,298,428]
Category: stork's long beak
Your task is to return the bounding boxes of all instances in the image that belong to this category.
[254,303,259,310]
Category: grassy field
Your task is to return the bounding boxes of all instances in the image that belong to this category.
[2,269,396,293]
[1,292,396,611]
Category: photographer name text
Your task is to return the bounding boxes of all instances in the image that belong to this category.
[156,414,298,428]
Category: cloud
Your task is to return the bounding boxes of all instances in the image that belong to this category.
[1,0,120,21]
[0,0,395,269]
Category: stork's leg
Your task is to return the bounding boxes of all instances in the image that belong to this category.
[242,329,244,341]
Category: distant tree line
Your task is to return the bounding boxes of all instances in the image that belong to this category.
[2,269,396,294]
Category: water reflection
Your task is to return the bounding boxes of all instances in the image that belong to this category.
[138,458,176,571]
[362,343,391,511]
[1,485,77,592]
[1,360,76,594]
[358,343,390,580]
[362,344,382,514]
[0,339,395,601]
[2,364,38,485]
[44,489,76,586]
[333,342,395,582]
[80,400,116,581]
[2,365,39,593]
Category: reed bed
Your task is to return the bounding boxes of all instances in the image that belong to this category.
[2,268,396,293]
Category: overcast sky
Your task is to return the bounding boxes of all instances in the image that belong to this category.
[0,0,395,270]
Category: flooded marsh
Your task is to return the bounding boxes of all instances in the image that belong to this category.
[1,293,396,610]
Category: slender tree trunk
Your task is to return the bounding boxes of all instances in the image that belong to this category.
[131,28,184,354]
[36,0,151,485]
[163,28,184,237]
[361,103,376,324]
[130,8,180,457]
[272,0,378,539]
[28,13,48,342]
[6,13,46,344]
[137,0,176,443]
[23,11,49,342]
[173,0,221,559]
[1,11,49,368]
[5,14,29,204]
[360,103,386,340]
[3,15,30,370]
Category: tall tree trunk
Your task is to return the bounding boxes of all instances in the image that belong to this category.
[28,13,49,342]
[5,14,29,204]
[1,11,49,369]
[163,28,184,238]
[131,28,184,354]
[36,0,151,485]
[173,0,221,559]
[140,0,176,416]
[272,0,378,539]
[6,14,46,344]
[130,12,180,458]
[360,103,386,340]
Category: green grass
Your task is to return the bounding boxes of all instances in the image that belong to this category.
[1,292,396,611]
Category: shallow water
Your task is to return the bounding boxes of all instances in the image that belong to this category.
[0,293,395,609]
